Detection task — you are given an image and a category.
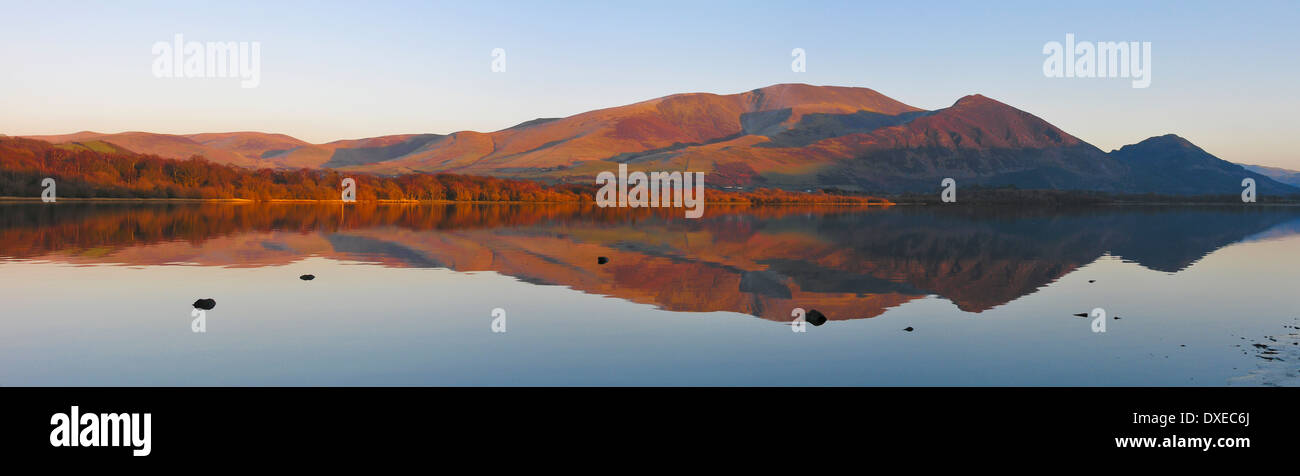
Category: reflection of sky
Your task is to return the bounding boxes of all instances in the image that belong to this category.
[2,230,1297,386]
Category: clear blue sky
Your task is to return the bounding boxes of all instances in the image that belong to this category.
[1,0,1296,168]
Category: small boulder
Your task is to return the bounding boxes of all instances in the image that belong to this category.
[805,309,828,326]
[597,256,609,265]
[300,274,315,281]
[903,326,914,332]
[193,298,216,310]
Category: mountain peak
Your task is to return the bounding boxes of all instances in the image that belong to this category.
[1118,134,1203,154]
[1110,134,1299,195]
[743,83,924,115]
[951,94,1004,108]
[752,82,862,94]
[865,93,1087,151]
[1135,133,1195,147]
[752,82,817,91]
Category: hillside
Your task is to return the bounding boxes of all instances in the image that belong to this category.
[0,136,887,205]
[1241,164,1300,187]
[14,84,1299,196]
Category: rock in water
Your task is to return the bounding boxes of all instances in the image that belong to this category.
[597,256,609,265]
[805,309,828,326]
[193,298,216,310]
[300,274,315,281]
[903,327,914,332]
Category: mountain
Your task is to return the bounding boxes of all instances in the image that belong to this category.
[1240,164,1300,187]
[14,84,1300,196]
[263,134,446,169]
[21,131,287,168]
[1110,134,1296,195]
[20,84,920,174]
[342,83,924,176]
[183,132,310,162]
[751,94,1131,192]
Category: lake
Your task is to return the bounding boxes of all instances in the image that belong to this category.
[1,202,1297,386]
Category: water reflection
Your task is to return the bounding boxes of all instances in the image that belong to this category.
[3,202,1298,323]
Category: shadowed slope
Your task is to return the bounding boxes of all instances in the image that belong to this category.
[1113,134,1299,195]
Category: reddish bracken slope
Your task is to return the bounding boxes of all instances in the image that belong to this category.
[16,84,1293,195]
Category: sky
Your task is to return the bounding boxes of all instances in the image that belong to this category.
[1,0,1297,168]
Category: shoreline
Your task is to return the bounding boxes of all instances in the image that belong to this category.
[0,196,892,206]
[3,196,1294,206]
[890,201,1300,207]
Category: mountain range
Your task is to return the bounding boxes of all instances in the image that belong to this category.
[18,83,1300,196]
[1241,164,1300,188]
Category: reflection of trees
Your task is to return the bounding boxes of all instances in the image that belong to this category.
[2,203,1297,322]
[0,203,858,259]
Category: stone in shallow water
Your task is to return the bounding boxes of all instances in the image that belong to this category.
[903,327,914,332]
[300,274,315,281]
[597,257,609,265]
[193,298,216,310]
[805,309,828,326]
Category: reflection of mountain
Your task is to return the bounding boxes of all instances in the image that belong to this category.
[3,203,1298,321]
[1241,216,1300,243]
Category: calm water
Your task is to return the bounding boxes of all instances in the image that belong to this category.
[1,202,1298,386]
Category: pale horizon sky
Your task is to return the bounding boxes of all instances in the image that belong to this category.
[1,0,1297,169]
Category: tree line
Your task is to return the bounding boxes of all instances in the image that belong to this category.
[0,137,890,205]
